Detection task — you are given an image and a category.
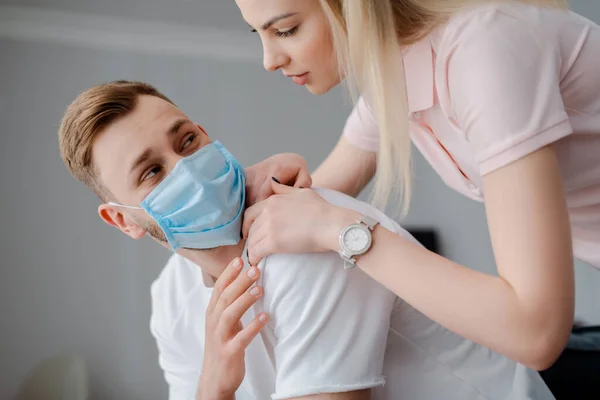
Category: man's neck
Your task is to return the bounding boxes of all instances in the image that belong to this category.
[178,239,247,281]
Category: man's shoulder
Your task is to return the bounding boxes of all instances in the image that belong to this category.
[258,188,406,312]
[150,254,204,333]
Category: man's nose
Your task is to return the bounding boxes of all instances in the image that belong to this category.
[263,45,289,72]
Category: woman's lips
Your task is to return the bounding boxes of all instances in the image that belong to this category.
[291,72,309,85]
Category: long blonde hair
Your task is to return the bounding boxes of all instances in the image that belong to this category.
[319,0,568,215]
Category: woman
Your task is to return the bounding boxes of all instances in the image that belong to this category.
[236,0,600,371]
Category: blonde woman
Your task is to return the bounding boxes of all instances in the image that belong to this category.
[237,0,600,371]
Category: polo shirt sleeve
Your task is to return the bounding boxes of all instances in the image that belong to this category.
[342,96,380,152]
[444,10,573,175]
[259,249,396,399]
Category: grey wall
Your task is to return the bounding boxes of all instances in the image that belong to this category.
[0,1,598,399]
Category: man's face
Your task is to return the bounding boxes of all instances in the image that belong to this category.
[93,95,212,247]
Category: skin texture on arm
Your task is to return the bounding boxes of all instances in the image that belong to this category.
[311,137,376,197]
[342,145,574,370]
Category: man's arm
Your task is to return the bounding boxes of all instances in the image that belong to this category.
[259,246,396,400]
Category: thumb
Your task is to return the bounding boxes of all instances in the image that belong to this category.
[271,177,300,195]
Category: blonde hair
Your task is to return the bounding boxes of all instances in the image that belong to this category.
[58,80,175,200]
[319,0,568,215]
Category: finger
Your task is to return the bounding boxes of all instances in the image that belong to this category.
[246,213,266,248]
[246,221,267,266]
[271,177,301,195]
[255,178,275,204]
[218,286,263,338]
[208,257,244,312]
[248,237,272,266]
[246,174,274,207]
[293,169,312,188]
[230,313,269,353]
[215,265,261,316]
[245,178,258,207]
[242,201,267,239]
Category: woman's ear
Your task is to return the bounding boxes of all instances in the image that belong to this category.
[98,204,145,240]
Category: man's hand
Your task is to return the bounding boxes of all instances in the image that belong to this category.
[245,153,312,206]
[196,258,268,400]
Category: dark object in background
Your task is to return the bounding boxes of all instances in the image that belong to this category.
[540,326,600,400]
[406,229,440,254]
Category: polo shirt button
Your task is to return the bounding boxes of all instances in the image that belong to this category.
[413,112,421,119]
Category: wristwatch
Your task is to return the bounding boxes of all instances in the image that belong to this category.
[339,215,380,270]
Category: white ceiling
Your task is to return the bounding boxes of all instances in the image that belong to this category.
[0,0,249,32]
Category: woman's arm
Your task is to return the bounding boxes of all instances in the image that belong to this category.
[311,137,376,197]
[244,145,574,370]
[329,145,574,370]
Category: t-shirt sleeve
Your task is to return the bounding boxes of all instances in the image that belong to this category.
[260,250,396,399]
[342,96,380,152]
[150,281,199,400]
[445,11,573,175]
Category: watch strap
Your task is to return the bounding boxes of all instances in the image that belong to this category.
[358,215,379,230]
[343,258,356,270]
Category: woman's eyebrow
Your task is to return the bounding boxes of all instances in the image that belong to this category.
[261,12,298,30]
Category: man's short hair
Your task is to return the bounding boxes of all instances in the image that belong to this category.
[58,80,175,200]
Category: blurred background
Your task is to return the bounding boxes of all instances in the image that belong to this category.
[0,0,598,398]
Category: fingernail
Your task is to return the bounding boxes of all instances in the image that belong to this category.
[247,267,257,278]
[272,177,281,184]
[233,258,242,269]
[259,313,268,322]
[250,287,260,296]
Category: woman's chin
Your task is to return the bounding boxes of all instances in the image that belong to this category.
[305,80,339,95]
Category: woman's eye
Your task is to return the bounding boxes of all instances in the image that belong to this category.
[181,133,197,150]
[275,26,298,38]
[142,166,162,182]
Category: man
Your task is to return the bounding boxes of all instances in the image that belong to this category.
[58,80,554,400]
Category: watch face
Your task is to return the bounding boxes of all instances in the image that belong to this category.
[343,226,370,253]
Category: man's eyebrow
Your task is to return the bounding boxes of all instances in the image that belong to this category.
[129,118,191,174]
[129,148,152,175]
[168,118,192,137]
[260,12,298,30]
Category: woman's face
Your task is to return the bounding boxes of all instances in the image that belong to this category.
[236,0,341,95]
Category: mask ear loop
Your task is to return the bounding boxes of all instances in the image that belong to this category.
[108,202,144,210]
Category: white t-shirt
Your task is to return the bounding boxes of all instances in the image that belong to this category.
[150,188,554,400]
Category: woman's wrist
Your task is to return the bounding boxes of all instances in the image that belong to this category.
[322,206,362,252]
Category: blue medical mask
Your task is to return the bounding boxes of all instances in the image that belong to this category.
[110,141,245,251]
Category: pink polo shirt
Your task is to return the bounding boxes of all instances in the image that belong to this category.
[343,2,600,268]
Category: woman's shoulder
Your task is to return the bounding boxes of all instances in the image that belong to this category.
[438,1,582,49]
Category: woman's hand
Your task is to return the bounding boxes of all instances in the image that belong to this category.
[243,179,360,266]
[196,257,268,400]
[244,153,312,206]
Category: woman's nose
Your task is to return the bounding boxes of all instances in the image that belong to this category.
[263,45,289,72]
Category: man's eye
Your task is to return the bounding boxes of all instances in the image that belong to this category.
[181,133,197,150]
[142,166,162,182]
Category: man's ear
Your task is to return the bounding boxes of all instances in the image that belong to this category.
[98,204,145,240]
